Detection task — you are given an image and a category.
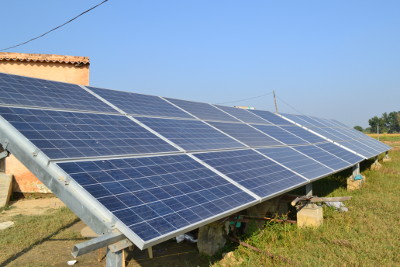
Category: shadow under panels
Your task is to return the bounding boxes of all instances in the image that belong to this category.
[58,154,257,245]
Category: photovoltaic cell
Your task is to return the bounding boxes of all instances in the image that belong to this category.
[195,150,307,198]
[279,125,326,144]
[316,143,363,165]
[253,124,309,145]
[136,117,244,151]
[0,73,116,113]
[57,154,256,242]
[0,107,177,159]
[165,98,240,122]
[292,145,351,170]
[251,110,292,125]
[214,105,269,124]
[208,121,283,147]
[257,147,333,180]
[88,86,194,119]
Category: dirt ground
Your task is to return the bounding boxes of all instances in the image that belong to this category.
[1,198,211,267]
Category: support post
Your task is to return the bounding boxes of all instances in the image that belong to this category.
[0,146,5,173]
[383,151,391,162]
[305,183,313,197]
[352,163,360,176]
[106,248,123,267]
[148,246,153,259]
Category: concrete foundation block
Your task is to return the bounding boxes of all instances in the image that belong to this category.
[197,221,229,256]
[0,174,13,208]
[297,204,323,228]
[347,176,364,191]
[383,156,391,162]
[371,161,382,170]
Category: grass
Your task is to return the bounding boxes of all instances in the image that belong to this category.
[0,207,79,265]
[212,137,400,266]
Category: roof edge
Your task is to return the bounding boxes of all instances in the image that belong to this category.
[0,52,90,65]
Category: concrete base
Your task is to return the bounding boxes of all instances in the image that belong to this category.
[347,176,364,191]
[197,221,229,256]
[383,155,392,162]
[244,197,289,233]
[371,160,382,170]
[0,174,13,208]
[297,204,323,228]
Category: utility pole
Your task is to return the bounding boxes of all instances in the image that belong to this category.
[273,90,278,113]
[377,124,380,141]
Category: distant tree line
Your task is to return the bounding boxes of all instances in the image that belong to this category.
[353,111,400,133]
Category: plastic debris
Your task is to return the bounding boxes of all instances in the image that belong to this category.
[67,260,77,265]
[175,233,197,243]
[325,201,348,212]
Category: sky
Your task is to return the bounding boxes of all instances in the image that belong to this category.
[1,1,399,128]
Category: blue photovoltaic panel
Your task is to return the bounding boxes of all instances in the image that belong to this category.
[337,141,374,158]
[88,87,194,119]
[0,73,116,113]
[208,121,283,147]
[279,125,326,144]
[0,107,177,159]
[166,98,240,122]
[292,145,351,170]
[57,154,256,242]
[195,150,307,198]
[257,147,333,180]
[250,110,292,125]
[136,117,244,151]
[316,143,363,165]
[280,113,315,127]
[253,124,309,145]
[214,105,269,124]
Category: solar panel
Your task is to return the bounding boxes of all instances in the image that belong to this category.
[195,149,308,199]
[208,121,283,147]
[136,117,245,151]
[279,125,326,144]
[87,86,194,119]
[292,145,351,170]
[214,105,269,124]
[316,142,363,165]
[0,107,178,159]
[253,124,309,145]
[250,110,292,125]
[257,147,333,180]
[0,73,116,113]
[165,98,240,122]
[58,154,256,242]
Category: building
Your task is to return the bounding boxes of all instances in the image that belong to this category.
[0,52,90,193]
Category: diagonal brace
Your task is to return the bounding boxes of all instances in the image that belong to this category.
[72,231,125,258]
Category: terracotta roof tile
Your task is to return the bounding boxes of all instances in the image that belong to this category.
[0,52,89,65]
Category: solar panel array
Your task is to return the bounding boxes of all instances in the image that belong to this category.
[0,72,390,249]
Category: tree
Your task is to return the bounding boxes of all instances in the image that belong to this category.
[354,125,363,132]
[368,116,385,133]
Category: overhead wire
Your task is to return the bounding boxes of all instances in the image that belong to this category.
[0,0,110,51]
[276,95,305,115]
[215,91,274,105]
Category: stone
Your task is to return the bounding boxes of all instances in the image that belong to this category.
[0,173,13,208]
[219,252,244,266]
[371,160,382,170]
[297,204,323,228]
[197,221,228,256]
[0,221,14,230]
[347,176,364,191]
[383,155,392,162]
